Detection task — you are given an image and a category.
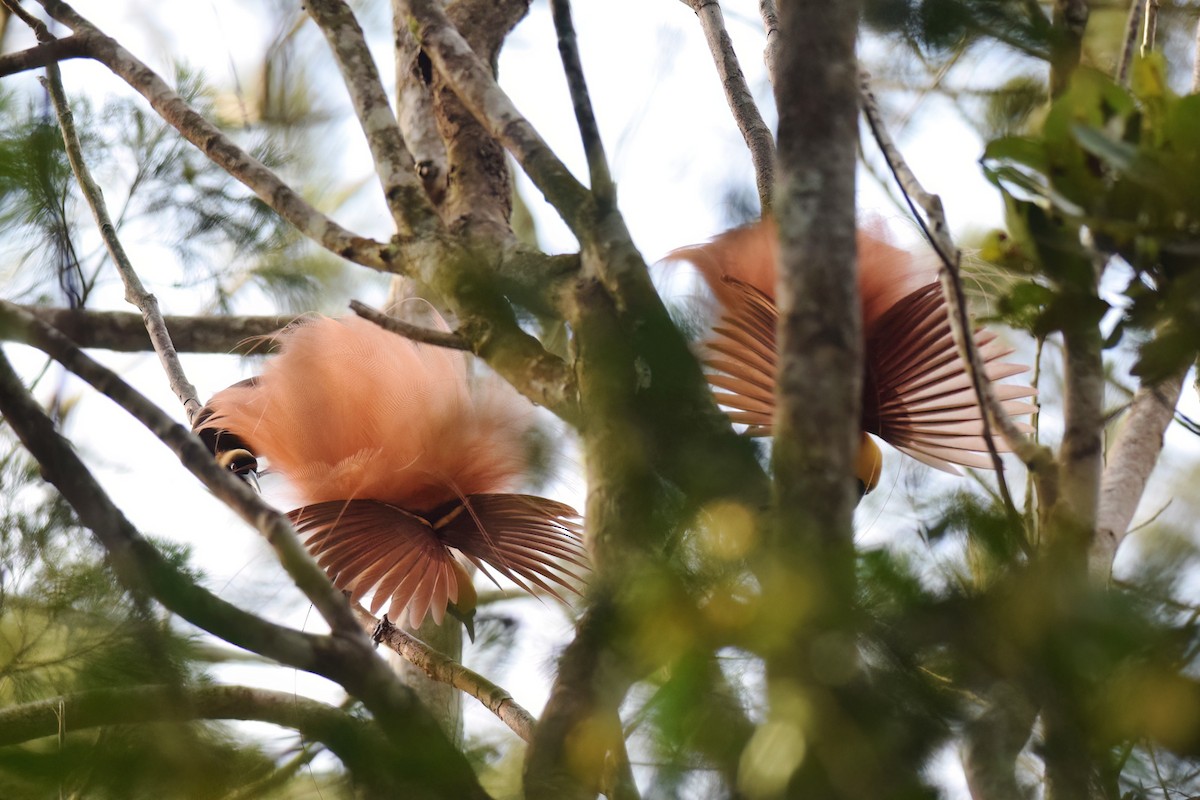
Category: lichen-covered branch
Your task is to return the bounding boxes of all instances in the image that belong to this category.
[391,0,448,205]
[758,0,781,88]
[427,0,529,240]
[682,0,776,213]
[305,0,440,237]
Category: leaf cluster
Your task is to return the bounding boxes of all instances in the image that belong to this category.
[984,59,1200,378]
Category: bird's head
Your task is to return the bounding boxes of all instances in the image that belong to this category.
[216,447,260,492]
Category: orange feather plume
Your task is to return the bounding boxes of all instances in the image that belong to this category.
[196,315,586,629]
[672,219,1036,476]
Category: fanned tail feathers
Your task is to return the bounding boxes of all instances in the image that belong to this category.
[289,495,586,628]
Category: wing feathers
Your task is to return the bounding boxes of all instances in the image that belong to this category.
[673,220,1035,472]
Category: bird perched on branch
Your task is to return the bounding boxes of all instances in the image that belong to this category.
[194,315,586,638]
[672,219,1036,494]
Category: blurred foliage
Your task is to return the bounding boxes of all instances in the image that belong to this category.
[0,434,349,798]
[0,65,353,315]
[862,0,1052,59]
[984,57,1200,378]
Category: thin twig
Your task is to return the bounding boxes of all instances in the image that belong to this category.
[305,0,440,237]
[682,0,776,213]
[858,70,1046,517]
[350,300,470,350]
[1141,0,1160,58]
[1117,0,1146,84]
[41,62,202,421]
[0,0,39,29]
[550,0,615,209]
[357,607,537,743]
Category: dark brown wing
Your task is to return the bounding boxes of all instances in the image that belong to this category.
[288,500,461,628]
[435,494,588,602]
[863,285,1036,473]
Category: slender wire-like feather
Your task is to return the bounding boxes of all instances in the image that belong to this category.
[197,315,587,629]
[672,219,1035,474]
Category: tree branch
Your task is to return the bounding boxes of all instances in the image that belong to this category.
[858,70,1050,495]
[1192,9,1200,92]
[0,685,403,791]
[1140,0,1159,57]
[963,685,1038,800]
[29,0,391,270]
[682,0,776,213]
[1089,369,1186,577]
[401,0,593,236]
[304,0,440,237]
[524,599,639,800]
[391,0,449,205]
[0,33,88,77]
[21,306,295,353]
[349,300,470,350]
[758,0,782,90]
[41,56,202,421]
[358,607,538,744]
[427,0,529,241]
[1050,0,1089,96]
[1116,0,1145,85]
[550,0,615,209]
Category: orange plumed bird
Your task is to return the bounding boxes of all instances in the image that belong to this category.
[194,315,587,637]
[673,219,1036,493]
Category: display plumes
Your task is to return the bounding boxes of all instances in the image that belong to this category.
[195,315,586,635]
[673,219,1036,492]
